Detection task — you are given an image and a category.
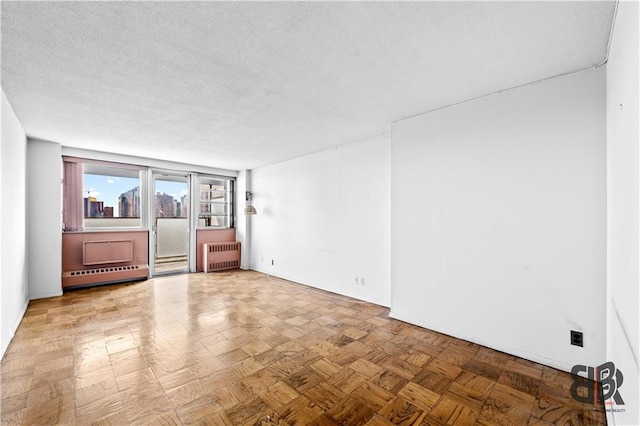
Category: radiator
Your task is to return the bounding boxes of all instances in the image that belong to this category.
[203,242,241,272]
[62,264,149,288]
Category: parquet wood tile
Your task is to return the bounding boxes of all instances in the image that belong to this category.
[423,358,463,381]
[365,414,396,426]
[284,367,325,393]
[261,380,300,408]
[175,395,223,425]
[464,359,503,382]
[377,396,427,425]
[308,413,341,426]
[371,370,409,394]
[497,370,539,397]
[352,381,395,411]
[412,369,453,395]
[399,349,432,368]
[428,395,479,426]
[326,395,374,426]
[385,357,423,380]
[478,396,532,426]
[304,382,348,412]
[225,395,270,426]
[327,367,368,394]
[436,346,477,369]
[0,270,607,425]
[349,358,383,379]
[309,358,343,379]
[397,382,440,412]
[277,395,324,425]
[489,383,536,413]
[166,378,206,410]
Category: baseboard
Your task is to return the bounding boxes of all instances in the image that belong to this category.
[1,297,30,359]
[250,267,390,308]
[30,291,63,300]
[389,310,574,373]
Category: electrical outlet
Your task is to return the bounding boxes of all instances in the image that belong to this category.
[361,277,365,286]
[271,259,274,266]
[354,276,359,285]
[570,330,583,347]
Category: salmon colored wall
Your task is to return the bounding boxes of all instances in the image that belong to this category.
[195,228,236,272]
[62,230,149,272]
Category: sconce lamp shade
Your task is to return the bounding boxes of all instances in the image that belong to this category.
[244,191,257,215]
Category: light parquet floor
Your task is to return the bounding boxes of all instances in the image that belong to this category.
[1,270,606,425]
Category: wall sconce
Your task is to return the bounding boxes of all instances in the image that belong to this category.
[244,191,257,215]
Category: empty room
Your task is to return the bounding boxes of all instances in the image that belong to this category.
[1,1,638,425]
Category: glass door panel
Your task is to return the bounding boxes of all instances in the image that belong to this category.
[152,173,189,275]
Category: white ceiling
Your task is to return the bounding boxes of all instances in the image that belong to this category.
[1,1,616,171]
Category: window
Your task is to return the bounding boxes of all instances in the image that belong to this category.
[63,157,145,231]
[198,176,234,228]
[83,164,142,228]
[63,157,235,232]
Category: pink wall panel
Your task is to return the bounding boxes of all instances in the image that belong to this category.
[62,231,149,272]
[195,228,236,272]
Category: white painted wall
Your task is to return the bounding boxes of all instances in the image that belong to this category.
[606,1,639,424]
[236,170,251,270]
[391,68,606,371]
[251,135,391,307]
[27,139,63,299]
[1,90,29,358]
[0,93,3,357]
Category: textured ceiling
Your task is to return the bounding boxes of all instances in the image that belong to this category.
[1,1,616,170]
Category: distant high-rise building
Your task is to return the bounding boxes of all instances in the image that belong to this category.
[119,186,140,218]
[155,192,175,217]
[103,206,114,218]
[83,196,104,218]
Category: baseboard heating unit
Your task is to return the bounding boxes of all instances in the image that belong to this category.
[62,264,149,288]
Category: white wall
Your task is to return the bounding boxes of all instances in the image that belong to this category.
[27,139,63,299]
[1,90,29,358]
[391,68,606,371]
[606,1,639,424]
[236,169,251,269]
[251,135,391,307]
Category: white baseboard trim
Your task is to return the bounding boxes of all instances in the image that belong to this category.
[249,267,391,308]
[1,297,30,359]
[30,291,63,300]
[389,310,573,373]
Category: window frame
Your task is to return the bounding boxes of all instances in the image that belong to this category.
[63,157,237,233]
[196,175,236,229]
[62,156,148,232]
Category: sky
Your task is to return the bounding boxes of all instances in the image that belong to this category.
[84,174,188,217]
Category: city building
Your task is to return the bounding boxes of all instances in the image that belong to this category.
[83,196,104,218]
[155,192,175,218]
[119,186,140,218]
[103,206,114,218]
